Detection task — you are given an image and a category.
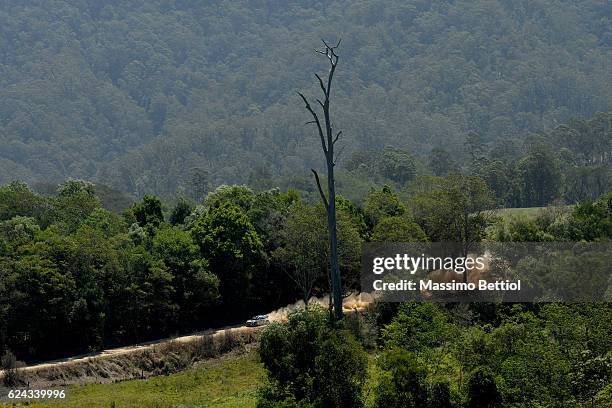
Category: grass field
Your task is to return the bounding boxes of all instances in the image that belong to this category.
[2,351,265,408]
[494,207,546,221]
[2,350,384,408]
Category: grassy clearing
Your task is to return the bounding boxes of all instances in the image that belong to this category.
[494,207,546,221]
[3,351,265,408]
[2,349,384,408]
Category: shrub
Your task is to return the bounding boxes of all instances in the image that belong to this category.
[1,350,25,386]
[313,330,367,407]
[258,306,367,407]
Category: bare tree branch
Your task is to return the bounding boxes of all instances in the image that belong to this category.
[332,130,342,146]
[315,73,327,94]
[297,91,327,153]
[311,168,329,210]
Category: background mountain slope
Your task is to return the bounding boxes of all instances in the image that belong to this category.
[0,0,610,196]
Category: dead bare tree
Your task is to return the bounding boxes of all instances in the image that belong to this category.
[297,39,344,320]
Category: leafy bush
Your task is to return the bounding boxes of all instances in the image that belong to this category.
[258,306,367,408]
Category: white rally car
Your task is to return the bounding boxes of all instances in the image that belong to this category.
[246,314,270,327]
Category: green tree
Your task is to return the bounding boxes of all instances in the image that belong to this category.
[190,202,264,312]
[273,202,327,304]
[379,147,417,185]
[152,226,219,329]
[569,351,612,406]
[410,173,495,263]
[364,185,406,227]
[313,330,367,407]
[258,306,367,407]
[204,185,256,211]
[169,198,194,226]
[132,195,164,227]
[516,145,561,207]
[382,303,456,352]
[429,381,453,408]
[428,148,457,177]
[565,192,612,240]
[371,216,428,242]
[274,201,363,305]
[476,160,512,206]
[53,179,102,232]
[374,349,428,408]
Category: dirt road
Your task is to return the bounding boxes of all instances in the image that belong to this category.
[0,293,374,381]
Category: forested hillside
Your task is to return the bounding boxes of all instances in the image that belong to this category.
[1,0,610,197]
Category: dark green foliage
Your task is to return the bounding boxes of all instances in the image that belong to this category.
[258,307,367,408]
[0,183,297,361]
[516,145,562,207]
[409,173,494,254]
[204,185,256,212]
[369,298,612,406]
[429,381,453,408]
[569,351,612,405]
[169,198,194,226]
[0,182,51,226]
[495,192,612,242]
[382,303,457,352]
[151,226,220,330]
[466,366,500,408]
[313,330,367,408]
[567,192,612,240]
[373,350,428,408]
[378,148,418,185]
[371,216,428,242]
[364,185,406,227]
[190,201,265,312]
[132,195,164,227]
[1,171,611,408]
[475,160,512,206]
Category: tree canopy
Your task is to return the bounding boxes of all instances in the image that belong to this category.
[0,0,610,198]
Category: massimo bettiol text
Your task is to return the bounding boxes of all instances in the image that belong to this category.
[361,242,611,302]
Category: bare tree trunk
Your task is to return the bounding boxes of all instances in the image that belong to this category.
[298,39,344,320]
[326,150,342,320]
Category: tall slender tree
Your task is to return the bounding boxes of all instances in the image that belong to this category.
[297,39,344,320]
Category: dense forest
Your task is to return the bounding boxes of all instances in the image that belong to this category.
[1,177,611,405]
[1,176,610,362]
[1,0,610,198]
